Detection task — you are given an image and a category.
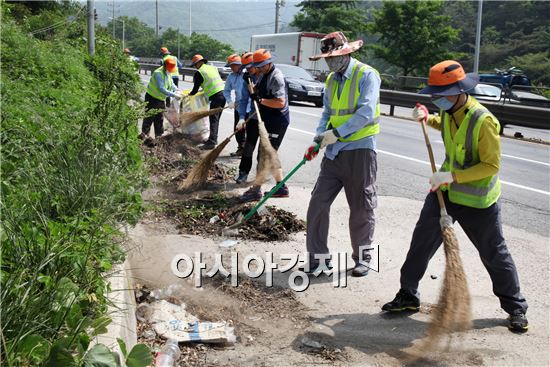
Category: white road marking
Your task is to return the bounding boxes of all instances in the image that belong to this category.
[290,108,322,118]
[289,127,550,196]
[501,154,550,167]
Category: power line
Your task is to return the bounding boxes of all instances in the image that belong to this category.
[30,6,85,35]
[193,22,275,33]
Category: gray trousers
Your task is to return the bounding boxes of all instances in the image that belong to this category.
[400,191,528,315]
[306,149,377,263]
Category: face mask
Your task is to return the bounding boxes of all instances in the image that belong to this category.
[431,96,457,111]
[326,55,350,73]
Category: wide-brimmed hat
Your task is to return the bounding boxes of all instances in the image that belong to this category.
[190,54,207,67]
[225,54,242,67]
[164,57,177,73]
[240,52,254,70]
[310,31,363,61]
[252,48,274,68]
[420,60,479,96]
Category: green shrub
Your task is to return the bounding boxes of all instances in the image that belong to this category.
[1,7,148,366]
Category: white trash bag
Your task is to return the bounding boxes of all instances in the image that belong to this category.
[180,91,209,143]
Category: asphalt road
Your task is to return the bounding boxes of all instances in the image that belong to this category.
[142,76,550,237]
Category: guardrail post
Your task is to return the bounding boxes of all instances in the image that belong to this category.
[389,105,395,116]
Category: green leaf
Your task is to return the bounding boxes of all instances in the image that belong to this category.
[91,316,112,336]
[117,338,127,358]
[125,344,152,367]
[46,344,76,367]
[17,334,51,363]
[82,344,117,367]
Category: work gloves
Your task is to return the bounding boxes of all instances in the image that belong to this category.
[236,119,246,131]
[304,129,339,161]
[412,103,429,122]
[429,171,454,191]
[174,93,182,100]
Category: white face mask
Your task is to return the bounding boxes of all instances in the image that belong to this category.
[325,55,350,73]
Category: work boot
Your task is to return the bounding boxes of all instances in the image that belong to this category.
[143,137,156,148]
[138,132,147,140]
[235,171,248,184]
[230,146,244,157]
[351,262,370,277]
[240,186,262,203]
[200,142,216,150]
[264,184,289,198]
[382,289,420,312]
[508,311,528,332]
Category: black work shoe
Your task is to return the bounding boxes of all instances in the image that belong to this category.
[143,137,156,147]
[508,311,528,332]
[230,147,244,157]
[235,171,248,184]
[382,289,420,312]
[138,132,147,140]
[264,184,289,198]
[200,142,216,150]
[351,262,370,277]
[240,186,262,203]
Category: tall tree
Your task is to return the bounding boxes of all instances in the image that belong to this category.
[290,1,366,41]
[368,0,459,76]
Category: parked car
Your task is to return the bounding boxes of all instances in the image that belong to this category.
[469,83,503,102]
[209,60,231,80]
[276,63,324,107]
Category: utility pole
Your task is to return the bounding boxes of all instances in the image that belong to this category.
[473,0,483,73]
[155,0,159,36]
[122,19,125,51]
[177,28,180,59]
[112,1,115,37]
[275,0,285,34]
[87,0,95,55]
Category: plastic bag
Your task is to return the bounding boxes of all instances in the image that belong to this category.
[180,90,209,143]
[164,98,181,129]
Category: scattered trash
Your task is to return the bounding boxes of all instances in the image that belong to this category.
[142,329,156,340]
[136,303,153,322]
[151,300,236,344]
[301,337,324,349]
[150,284,185,300]
[219,239,237,248]
[209,215,220,224]
[430,274,438,279]
[514,132,524,139]
[155,338,181,367]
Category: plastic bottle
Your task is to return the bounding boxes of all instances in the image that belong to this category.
[154,339,181,367]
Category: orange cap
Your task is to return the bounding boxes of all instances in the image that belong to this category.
[123,48,130,54]
[191,54,206,66]
[241,52,254,65]
[252,48,272,67]
[164,57,177,73]
[225,54,242,67]
[160,47,169,54]
[420,60,479,96]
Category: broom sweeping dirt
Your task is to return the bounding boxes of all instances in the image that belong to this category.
[178,112,257,192]
[413,103,472,355]
[180,106,231,128]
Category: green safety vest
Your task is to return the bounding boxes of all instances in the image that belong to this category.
[162,54,180,77]
[440,97,501,209]
[325,61,381,141]
[198,64,224,98]
[146,66,173,101]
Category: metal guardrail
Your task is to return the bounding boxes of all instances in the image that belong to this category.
[137,62,549,131]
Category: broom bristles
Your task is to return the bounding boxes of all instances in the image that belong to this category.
[252,120,282,186]
[412,225,472,357]
[180,107,224,127]
[178,137,231,191]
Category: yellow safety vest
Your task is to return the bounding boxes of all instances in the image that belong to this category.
[146,66,173,101]
[325,61,380,141]
[440,97,501,208]
[198,64,224,98]
[162,54,180,77]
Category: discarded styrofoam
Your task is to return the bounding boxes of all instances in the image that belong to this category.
[151,300,236,344]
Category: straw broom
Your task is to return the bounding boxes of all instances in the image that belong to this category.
[178,112,256,191]
[180,106,230,128]
[417,108,472,352]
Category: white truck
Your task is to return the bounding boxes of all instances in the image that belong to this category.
[250,32,329,77]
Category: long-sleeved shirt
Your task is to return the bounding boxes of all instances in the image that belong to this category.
[237,72,256,118]
[189,71,204,96]
[153,69,178,97]
[316,58,381,160]
[426,96,501,183]
[223,71,245,108]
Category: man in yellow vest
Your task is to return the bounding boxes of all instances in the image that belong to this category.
[189,54,226,150]
[303,31,380,277]
[382,60,528,333]
[140,57,182,144]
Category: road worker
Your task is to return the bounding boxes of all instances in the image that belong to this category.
[223,54,246,156]
[189,54,226,150]
[382,60,529,333]
[303,31,381,277]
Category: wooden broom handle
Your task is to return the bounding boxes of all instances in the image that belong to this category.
[417,103,447,210]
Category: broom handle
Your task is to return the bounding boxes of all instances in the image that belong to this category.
[417,103,447,211]
[246,76,266,126]
[241,143,322,223]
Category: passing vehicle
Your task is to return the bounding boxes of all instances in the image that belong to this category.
[276,63,324,107]
[251,32,329,78]
[469,83,503,102]
[209,61,231,80]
